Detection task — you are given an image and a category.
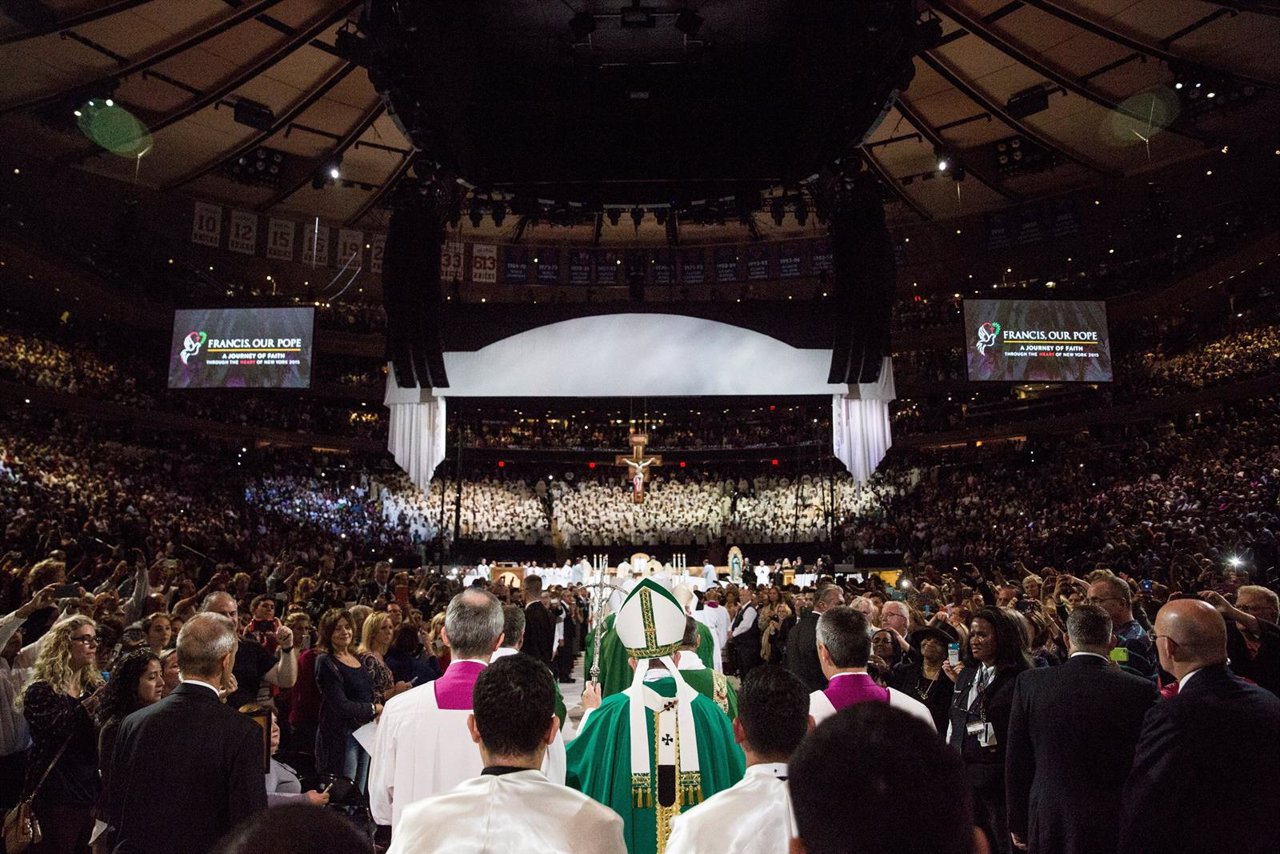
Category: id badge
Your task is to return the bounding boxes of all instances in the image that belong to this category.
[977,723,997,748]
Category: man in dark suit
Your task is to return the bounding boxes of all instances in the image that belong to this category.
[109,613,268,854]
[1119,598,1280,854]
[521,574,554,665]
[785,583,845,691]
[359,560,393,604]
[1005,605,1155,854]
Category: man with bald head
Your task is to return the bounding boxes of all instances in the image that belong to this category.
[1119,598,1280,854]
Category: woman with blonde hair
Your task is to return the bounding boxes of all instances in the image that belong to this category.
[15,614,106,854]
[356,612,411,706]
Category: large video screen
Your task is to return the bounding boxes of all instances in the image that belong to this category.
[963,299,1112,383]
[168,307,315,389]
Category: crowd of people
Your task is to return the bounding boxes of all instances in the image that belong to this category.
[454,412,825,452]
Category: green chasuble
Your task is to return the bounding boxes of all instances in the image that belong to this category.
[677,666,738,720]
[586,615,716,698]
[567,676,745,854]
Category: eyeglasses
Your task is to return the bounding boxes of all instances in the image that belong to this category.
[69,635,99,647]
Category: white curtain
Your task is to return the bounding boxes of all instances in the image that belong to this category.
[385,368,447,491]
[832,357,895,483]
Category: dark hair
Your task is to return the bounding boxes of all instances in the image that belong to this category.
[98,649,160,725]
[816,606,870,668]
[1066,603,1112,648]
[502,604,526,647]
[968,607,1034,673]
[522,574,543,594]
[390,623,421,658]
[790,704,973,854]
[738,666,809,760]
[471,654,554,758]
[214,804,372,854]
[681,617,701,651]
[316,608,353,653]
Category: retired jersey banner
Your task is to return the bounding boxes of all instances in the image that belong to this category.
[746,244,772,281]
[191,202,222,248]
[301,222,330,267]
[440,240,464,282]
[569,249,593,285]
[535,249,560,284]
[504,247,530,283]
[266,218,295,261]
[370,233,386,274]
[336,229,364,268]
[778,242,803,278]
[472,243,497,283]
[227,211,257,256]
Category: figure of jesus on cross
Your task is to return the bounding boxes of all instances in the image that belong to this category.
[616,433,661,504]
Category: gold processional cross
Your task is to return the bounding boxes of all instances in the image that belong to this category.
[615,432,662,504]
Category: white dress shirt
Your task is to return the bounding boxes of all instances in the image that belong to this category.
[665,763,791,854]
[387,769,626,854]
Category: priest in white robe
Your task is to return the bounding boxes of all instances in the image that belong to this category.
[387,654,625,854]
[665,666,813,854]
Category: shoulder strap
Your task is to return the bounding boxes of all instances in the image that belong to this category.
[26,736,73,801]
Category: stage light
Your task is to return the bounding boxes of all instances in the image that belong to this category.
[469,198,483,227]
[675,10,703,37]
[606,208,622,227]
[770,197,785,227]
[1175,82,1183,90]
[105,99,113,107]
[73,109,82,117]
[630,206,644,229]
[936,156,949,172]
[328,165,341,180]
[491,200,507,227]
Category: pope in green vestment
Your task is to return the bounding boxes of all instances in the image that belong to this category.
[586,614,715,698]
[569,580,744,854]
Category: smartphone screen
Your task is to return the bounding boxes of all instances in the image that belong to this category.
[53,583,79,598]
[947,643,961,666]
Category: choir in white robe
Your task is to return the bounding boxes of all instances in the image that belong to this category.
[664,763,792,854]
[386,769,627,854]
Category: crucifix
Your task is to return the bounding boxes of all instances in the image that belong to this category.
[615,432,661,504]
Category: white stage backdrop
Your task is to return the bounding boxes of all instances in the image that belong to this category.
[384,314,893,487]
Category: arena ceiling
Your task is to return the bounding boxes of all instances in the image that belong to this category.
[0,0,1277,243]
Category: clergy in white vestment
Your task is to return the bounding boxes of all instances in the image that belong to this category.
[387,654,626,854]
[665,666,813,854]
[806,607,935,729]
[369,588,567,833]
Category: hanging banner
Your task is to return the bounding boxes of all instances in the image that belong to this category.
[746,244,772,281]
[266,218,295,261]
[810,238,833,275]
[568,249,594,285]
[191,202,222,248]
[440,240,464,282]
[652,249,674,285]
[227,210,257,255]
[301,222,330,267]
[336,229,364,268]
[595,249,620,285]
[472,243,497,283]
[778,242,803,278]
[370,233,386,274]
[535,249,560,284]
[680,248,705,284]
[714,246,741,282]
[504,247,530,283]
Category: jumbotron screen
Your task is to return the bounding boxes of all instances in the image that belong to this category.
[167,307,315,389]
[963,299,1112,383]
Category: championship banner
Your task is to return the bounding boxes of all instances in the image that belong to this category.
[472,243,497,283]
[714,246,741,282]
[336,229,364,268]
[569,249,593,285]
[745,244,772,281]
[227,211,257,255]
[535,249,560,284]
[504,247,530,283]
[680,248,705,284]
[810,238,833,275]
[191,202,222,248]
[301,221,330,267]
[652,249,674,285]
[370,233,386,274]
[778,242,803,278]
[440,240,464,282]
[266,218,295,261]
[595,249,620,285]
